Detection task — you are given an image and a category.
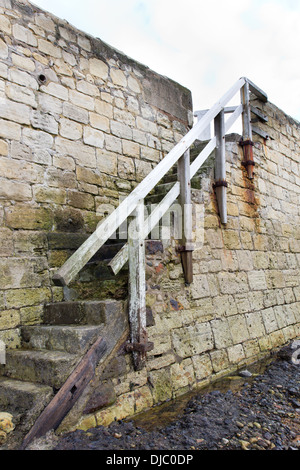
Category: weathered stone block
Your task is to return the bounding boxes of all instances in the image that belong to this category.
[5,206,53,230]
[245,312,265,339]
[134,385,153,413]
[262,307,278,334]
[59,118,82,140]
[41,82,68,101]
[63,102,89,124]
[5,287,51,309]
[148,368,172,404]
[227,344,245,364]
[0,14,11,34]
[223,230,241,250]
[69,90,94,111]
[191,322,214,355]
[110,68,127,87]
[12,24,37,46]
[10,68,38,90]
[211,318,233,348]
[111,120,132,140]
[248,271,268,291]
[191,274,210,299]
[68,190,95,210]
[0,119,21,140]
[33,186,67,205]
[6,83,37,107]
[13,231,47,255]
[218,272,249,295]
[94,150,117,176]
[170,358,195,390]
[55,137,96,168]
[0,99,30,125]
[266,270,286,289]
[192,353,213,381]
[89,58,108,80]
[0,309,20,330]
[35,13,56,32]
[228,314,249,344]
[210,349,229,373]
[0,180,32,201]
[83,126,104,148]
[0,228,13,256]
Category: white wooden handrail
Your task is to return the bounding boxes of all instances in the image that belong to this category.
[53,77,267,369]
[54,77,255,286]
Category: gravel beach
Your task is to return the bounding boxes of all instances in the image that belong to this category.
[28,340,300,451]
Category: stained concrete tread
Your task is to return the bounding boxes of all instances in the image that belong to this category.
[0,348,80,388]
[0,377,53,411]
[21,324,104,354]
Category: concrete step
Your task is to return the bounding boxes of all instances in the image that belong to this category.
[43,299,123,326]
[0,349,79,389]
[21,324,103,355]
[0,377,53,415]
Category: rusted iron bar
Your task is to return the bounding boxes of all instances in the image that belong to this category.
[178,149,193,284]
[214,110,227,224]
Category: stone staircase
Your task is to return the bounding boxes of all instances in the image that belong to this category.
[0,298,126,449]
[0,139,220,449]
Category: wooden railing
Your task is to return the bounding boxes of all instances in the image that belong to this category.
[53,77,267,369]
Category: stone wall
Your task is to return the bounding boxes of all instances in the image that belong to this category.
[70,99,300,432]
[1,0,300,434]
[0,0,192,347]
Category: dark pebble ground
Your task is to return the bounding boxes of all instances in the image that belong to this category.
[44,341,300,451]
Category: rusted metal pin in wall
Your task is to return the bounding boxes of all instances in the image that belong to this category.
[177,149,194,284]
[127,200,153,370]
[213,110,227,224]
[240,80,255,179]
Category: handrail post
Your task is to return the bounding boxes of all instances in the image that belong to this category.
[126,200,153,370]
[214,110,227,224]
[240,80,255,179]
[177,149,193,284]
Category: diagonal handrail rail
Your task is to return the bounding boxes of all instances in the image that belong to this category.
[53,77,266,287]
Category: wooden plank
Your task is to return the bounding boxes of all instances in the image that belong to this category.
[246,78,268,103]
[252,125,269,140]
[54,78,246,287]
[250,105,268,123]
[214,110,227,224]
[195,106,238,117]
[240,80,252,141]
[178,149,193,284]
[21,336,107,449]
[128,201,147,370]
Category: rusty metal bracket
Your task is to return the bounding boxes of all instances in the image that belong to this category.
[125,342,154,353]
[213,179,228,189]
[242,160,256,167]
[239,139,254,148]
[176,245,194,253]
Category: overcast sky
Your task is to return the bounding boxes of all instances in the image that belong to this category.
[31,0,300,122]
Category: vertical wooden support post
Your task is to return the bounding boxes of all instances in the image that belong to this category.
[214,110,227,224]
[240,81,255,179]
[178,149,193,284]
[127,200,153,370]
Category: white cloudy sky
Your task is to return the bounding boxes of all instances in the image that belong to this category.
[31,0,300,121]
